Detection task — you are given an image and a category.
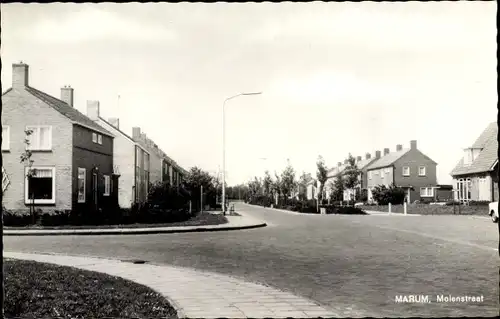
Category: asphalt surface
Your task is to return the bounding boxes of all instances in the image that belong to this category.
[4,203,499,317]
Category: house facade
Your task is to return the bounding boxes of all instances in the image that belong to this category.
[132,127,187,188]
[2,62,116,213]
[450,122,498,203]
[366,140,438,203]
[87,106,151,208]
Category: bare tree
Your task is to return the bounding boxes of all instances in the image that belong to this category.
[19,129,37,223]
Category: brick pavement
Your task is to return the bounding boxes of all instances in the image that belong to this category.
[4,251,339,318]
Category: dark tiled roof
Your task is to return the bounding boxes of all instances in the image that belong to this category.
[25,86,113,137]
[356,157,377,170]
[365,149,410,170]
[99,117,135,142]
[451,122,498,176]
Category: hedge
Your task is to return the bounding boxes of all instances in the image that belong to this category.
[358,203,490,216]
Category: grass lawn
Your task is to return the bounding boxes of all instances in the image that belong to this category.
[4,210,228,230]
[3,259,178,319]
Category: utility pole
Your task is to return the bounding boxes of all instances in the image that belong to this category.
[201,185,203,212]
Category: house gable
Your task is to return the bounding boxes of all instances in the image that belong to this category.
[393,148,438,188]
[450,122,497,177]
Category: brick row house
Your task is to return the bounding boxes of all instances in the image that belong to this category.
[2,62,188,213]
[365,141,439,203]
[327,140,442,204]
[2,63,116,213]
[450,122,498,203]
[86,106,187,210]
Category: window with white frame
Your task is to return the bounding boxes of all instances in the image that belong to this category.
[381,169,385,179]
[26,126,52,151]
[420,187,434,197]
[97,134,102,145]
[419,166,426,176]
[368,171,372,180]
[92,133,97,143]
[402,166,410,176]
[385,168,390,174]
[77,168,86,203]
[104,175,110,196]
[25,166,56,204]
[2,126,10,151]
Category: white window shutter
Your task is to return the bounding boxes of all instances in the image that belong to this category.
[2,166,10,192]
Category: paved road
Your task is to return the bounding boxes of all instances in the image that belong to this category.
[4,203,498,317]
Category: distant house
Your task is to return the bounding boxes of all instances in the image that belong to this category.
[306,178,318,200]
[339,154,381,201]
[2,62,116,213]
[365,140,438,203]
[450,122,498,203]
[131,127,188,188]
[87,106,151,208]
[324,161,347,200]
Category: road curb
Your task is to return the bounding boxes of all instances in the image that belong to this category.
[2,218,267,236]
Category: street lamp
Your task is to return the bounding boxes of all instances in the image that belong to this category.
[222,92,262,214]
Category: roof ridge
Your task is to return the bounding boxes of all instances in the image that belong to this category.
[25,86,113,137]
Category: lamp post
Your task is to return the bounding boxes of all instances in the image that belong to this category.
[222,92,262,214]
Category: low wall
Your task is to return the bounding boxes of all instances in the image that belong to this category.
[359,204,489,216]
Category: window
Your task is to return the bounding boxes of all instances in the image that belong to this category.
[25,166,56,204]
[97,134,102,145]
[368,171,372,180]
[26,126,52,151]
[104,175,110,196]
[420,187,434,197]
[402,166,410,176]
[419,166,426,176]
[2,126,10,151]
[92,133,97,143]
[77,168,86,203]
[385,168,390,174]
[381,169,384,179]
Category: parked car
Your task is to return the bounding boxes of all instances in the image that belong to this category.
[488,201,498,223]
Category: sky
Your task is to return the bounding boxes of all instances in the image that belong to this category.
[1,2,497,185]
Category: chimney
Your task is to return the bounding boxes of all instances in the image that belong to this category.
[410,140,417,150]
[86,100,100,121]
[132,127,141,139]
[60,85,74,107]
[384,148,390,156]
[108,118,120,129]
[375,150,381,158]
[356,156,362,162]
[337,162,342,167]
[365,153,371,160]
[12,62,29,88]
[396,144,403,151]
[344,159,349,165]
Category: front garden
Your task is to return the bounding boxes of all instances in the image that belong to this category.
[3,166,228,228]
[3,258,177,319]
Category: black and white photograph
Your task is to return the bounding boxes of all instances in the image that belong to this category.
[0,1,498,318]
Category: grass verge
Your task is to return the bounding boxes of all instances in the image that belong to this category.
[4,211,228,230]
[3,258,178,319]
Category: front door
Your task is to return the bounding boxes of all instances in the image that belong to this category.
[92,173,98,210]
[405,188,411,203]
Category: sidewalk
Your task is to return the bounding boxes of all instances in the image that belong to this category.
[364,210,421,216]
[4,251,339,319]
[3,213,266,236]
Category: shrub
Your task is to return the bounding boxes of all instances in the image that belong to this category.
[3,208,32,227]
[468,200,490,206]
[325,206,366,215]
[372,184,406,205]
